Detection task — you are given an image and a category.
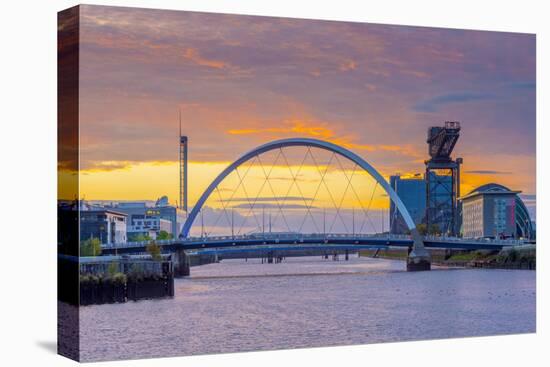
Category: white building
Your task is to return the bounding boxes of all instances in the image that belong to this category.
[80,208,128,244]
[460,187,520,239]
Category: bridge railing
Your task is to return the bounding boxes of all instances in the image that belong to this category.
[101,232,532,249]
[100,239,176,249]
[101,233,408,249]
[182,232,412,242]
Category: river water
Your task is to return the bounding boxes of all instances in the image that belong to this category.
[79,255,536,362]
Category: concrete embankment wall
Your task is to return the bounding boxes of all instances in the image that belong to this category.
[189,253,218,266]
[79,276,174,306]
[58,255,175,306]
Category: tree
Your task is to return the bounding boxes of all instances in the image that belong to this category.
[80,237,102,257]
[416,223,428,235]
[428,224,441,235]
[146,241,162,261]
[129,233,151,242]
[157,230,173,240]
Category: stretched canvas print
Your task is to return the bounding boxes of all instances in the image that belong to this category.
[58,4,536,362]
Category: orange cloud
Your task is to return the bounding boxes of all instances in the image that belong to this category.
[183,48,226,69]
[379,145,401,151]
[227,119,427,160]
[339,60,357,71]
[228,127,289,135]
[288,120,334,139]
[80,160,134,173]
[228,118,376,151]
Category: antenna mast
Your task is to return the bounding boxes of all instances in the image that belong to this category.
[179,110,188,213]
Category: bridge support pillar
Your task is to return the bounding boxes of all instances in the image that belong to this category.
[407,229,431,271]
[174,249,190,277]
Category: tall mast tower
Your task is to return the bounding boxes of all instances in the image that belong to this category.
[179,111,188,213]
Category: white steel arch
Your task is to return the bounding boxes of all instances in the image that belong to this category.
[181,138,423,247]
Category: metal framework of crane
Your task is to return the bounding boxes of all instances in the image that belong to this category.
[425,121,463,235]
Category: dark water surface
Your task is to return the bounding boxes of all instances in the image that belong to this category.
[79,256,536,361]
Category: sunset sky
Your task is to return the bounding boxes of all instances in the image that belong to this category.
[75,5,536,231]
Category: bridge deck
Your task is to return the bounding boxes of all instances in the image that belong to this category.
[100,234,528,256]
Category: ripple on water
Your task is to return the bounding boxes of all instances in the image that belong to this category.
[78,256,536,362]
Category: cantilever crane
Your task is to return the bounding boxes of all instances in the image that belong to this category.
[427,121,461,162]
[425,121,462,236]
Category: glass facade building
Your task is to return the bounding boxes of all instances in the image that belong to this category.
[389,175,426,234]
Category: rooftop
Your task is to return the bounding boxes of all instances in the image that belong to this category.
[459,183,521,201]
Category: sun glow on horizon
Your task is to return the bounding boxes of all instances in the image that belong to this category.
[79,160,393,210]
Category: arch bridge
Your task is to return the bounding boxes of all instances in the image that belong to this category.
[180,137,431,271]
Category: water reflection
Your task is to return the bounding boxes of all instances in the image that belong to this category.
[79,255,535,362]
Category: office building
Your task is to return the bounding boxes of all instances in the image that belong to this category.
[461,183,534,239]
[105,196,185,240]
[389,174,426,234]
[80,205,128,245]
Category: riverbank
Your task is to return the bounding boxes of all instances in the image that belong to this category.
[58,255,175,306]
[359,245,536,270]
[79,272,174,305]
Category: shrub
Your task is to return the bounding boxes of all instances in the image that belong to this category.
[128,264,144,282]
[146,241,162,261]
[157,230,173,240]
[80,274,100,285]
[110,272,127,285]
[508,249,519,262]
[79,274,90,284]
[80,238,102,257]
[107,261,119,277]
